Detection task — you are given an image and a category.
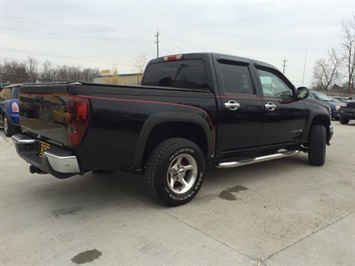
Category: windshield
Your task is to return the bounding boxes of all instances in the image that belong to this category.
[312,91,331,101]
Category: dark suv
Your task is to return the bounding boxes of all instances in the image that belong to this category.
[309,90,343,119]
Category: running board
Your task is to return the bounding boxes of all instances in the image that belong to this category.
[216,150,300,169]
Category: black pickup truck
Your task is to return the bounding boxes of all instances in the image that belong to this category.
[12,53,333,206]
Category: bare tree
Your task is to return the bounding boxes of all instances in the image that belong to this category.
[0,59,28,83]
[68,66,82,81]
[312,48,341,91]
[82,68,100,82]
[26,56,39,82]
[41,60,52,82]
[340,17,355,95]
[133,52,148,74]
[1,55,101,84]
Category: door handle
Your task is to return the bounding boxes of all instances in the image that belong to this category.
[265,102,277,111]
[225,100,240,111]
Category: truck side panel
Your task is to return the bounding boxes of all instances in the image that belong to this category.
[69,84,217,171]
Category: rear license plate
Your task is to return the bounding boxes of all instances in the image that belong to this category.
[38,141,51,157]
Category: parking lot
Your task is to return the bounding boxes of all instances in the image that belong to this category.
[0,122,354,265]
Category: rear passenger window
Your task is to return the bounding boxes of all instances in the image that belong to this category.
[218,62,254,94]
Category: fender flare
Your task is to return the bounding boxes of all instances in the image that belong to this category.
[131,112,214,169]
[301,110,331,144]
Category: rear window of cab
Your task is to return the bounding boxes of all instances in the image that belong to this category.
[142,59,209,90]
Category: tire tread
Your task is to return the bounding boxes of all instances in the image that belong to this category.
[308,125,326,166]
[144,138,204,206]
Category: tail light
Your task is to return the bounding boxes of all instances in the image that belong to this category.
[68,96,90,146]
[12,102,19,112]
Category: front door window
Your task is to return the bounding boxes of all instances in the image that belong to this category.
[257,69,294,99]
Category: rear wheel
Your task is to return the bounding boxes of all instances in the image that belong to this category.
[308,125,326,166]
[339,116,349,125]
[3,116,17,137]
[144,138,205,206]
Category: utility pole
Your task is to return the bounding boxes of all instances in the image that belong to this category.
[282,58,287,74]
[155,30,160,58]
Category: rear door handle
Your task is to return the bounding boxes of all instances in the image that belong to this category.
[265,102,277,111]
[225,100,240,111]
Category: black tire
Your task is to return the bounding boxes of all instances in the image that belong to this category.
[144,138,205,206]
[3,115,17,137]
[308,125,326,166]
[339,116,349,125]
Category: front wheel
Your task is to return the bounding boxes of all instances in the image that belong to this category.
[308,125,326,166]
[339,116,349,125]
[144,138,205,206]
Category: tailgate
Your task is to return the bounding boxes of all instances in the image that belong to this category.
[19,83,70,146]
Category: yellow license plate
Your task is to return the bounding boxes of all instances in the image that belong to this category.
[39,142,51,157]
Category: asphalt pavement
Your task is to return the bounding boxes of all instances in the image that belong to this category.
[0,122,354,265]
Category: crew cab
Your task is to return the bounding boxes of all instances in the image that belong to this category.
[12,53,333,206]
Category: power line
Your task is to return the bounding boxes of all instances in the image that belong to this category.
[2,47,133,68]
[3,16,218,54]
[2,26,151,42]
[2,16,150,37]
[163,33,215,51]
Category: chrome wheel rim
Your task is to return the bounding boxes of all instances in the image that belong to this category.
[167,153,198,194]
[3,117,8,135]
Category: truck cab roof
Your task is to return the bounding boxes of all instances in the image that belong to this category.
[147,52,276,70]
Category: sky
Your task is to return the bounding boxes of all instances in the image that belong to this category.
[1,0,354,87]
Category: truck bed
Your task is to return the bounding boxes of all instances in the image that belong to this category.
[18,82,217,171]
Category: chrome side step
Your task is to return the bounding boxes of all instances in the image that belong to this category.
[216,150,300,169]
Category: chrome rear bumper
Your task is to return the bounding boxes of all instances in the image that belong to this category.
[12,134,80,178]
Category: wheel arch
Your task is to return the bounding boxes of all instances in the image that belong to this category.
[131,112,214,170]
[301,111,332,145]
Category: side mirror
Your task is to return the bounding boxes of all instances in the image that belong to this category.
[296,87,309,100]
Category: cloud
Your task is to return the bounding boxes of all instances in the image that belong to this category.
[1,1,353,85]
